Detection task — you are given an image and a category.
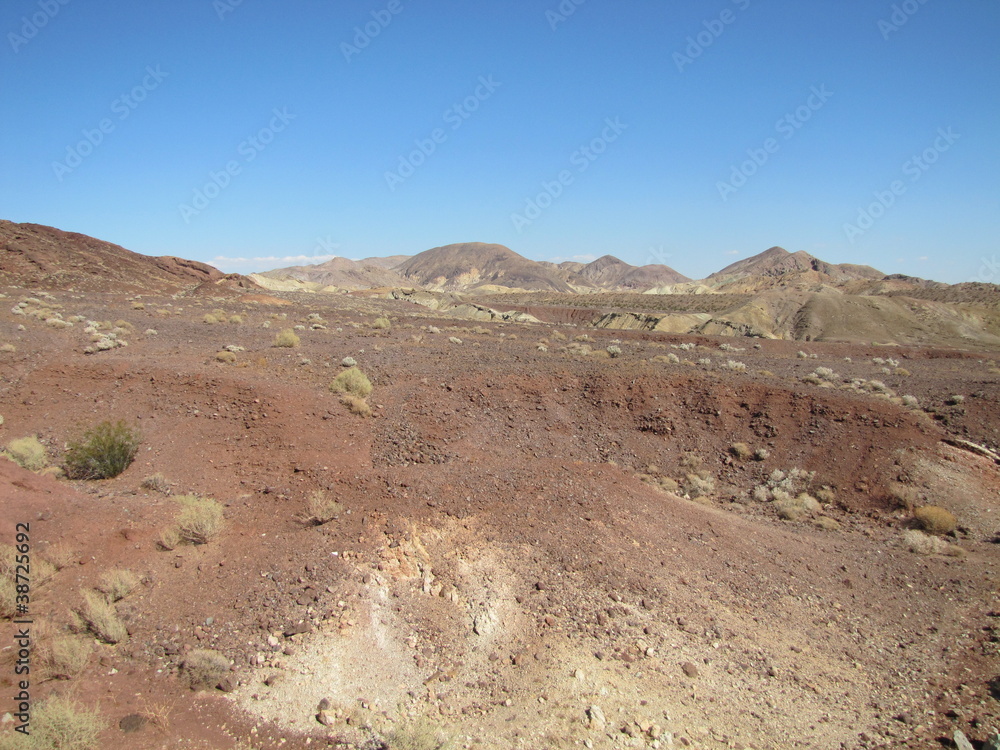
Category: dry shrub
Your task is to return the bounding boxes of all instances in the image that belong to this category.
[273,328,300,348]
[203,314,219,324]
[385,721,456,750]
[175,495,224,544]
[914,505,957,535]
[97,569,139,602]
[301,489,343,526]
[80,589,128,644]
[681,473,715,498]
[228,314,243,324]
[903,529,963,556]
[775,492,821,522]
[182,649,230,690]
[814,486,837,505]
[215,351,237,363]
[729,442,752,460]
[140,473,170,494]
[44,543,76,571]
[0,694,106,750]
[157,526,181,551]
[813,516,841,531]
[0,577,15,620]
[341,394,372,417]
[37,629,93,680]
[887,481,920,510]
[330,367,373,398]
[372,316,391,330]
[5,435,48,471]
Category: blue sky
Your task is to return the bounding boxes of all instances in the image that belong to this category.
[2,0,998,283]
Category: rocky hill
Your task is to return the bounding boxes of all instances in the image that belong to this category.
[0,220,255,294]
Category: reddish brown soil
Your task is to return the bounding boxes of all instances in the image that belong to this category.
[0,286,998,750]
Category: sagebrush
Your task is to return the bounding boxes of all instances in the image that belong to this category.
[64,421,140,479]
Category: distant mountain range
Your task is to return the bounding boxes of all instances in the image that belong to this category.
[254,241,887,295]
[5,221,998,347]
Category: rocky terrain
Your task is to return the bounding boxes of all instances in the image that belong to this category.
[0,224,998,750]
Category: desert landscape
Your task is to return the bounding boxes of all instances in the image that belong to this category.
[1,220,999,750]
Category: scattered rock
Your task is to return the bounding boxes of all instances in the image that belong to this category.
[954,730,974,750]
[317,710,336,726]
[217,676,237,693]
[587,704,606,731]
[681,662,700,678]
[985,731,1000,750]
[119,714,148,733]
[283,621,311,637]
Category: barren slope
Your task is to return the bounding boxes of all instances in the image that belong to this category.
[0,283,998,750]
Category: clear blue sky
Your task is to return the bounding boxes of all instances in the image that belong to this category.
[2,0,998,283]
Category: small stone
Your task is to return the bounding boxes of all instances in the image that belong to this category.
[317,710,336,726]
[217,677,236,693]
[984,731,1000,750]
[318,698,331,711]
[587,705,606,731]
[119,714,148,733]
[284,621,311,637]
[266,635,280,649]
[954,730,974,750]
[263,673,282,687]
[681,662,699,678]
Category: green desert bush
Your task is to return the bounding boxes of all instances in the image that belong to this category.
[182,649,230,690]
[0,694,106,750]
[63,421,140,480]
[914,505,957,535]
[273,328,300,347]
[175,495,224,544]
[330,367,373,398]
[5,435,48,471]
